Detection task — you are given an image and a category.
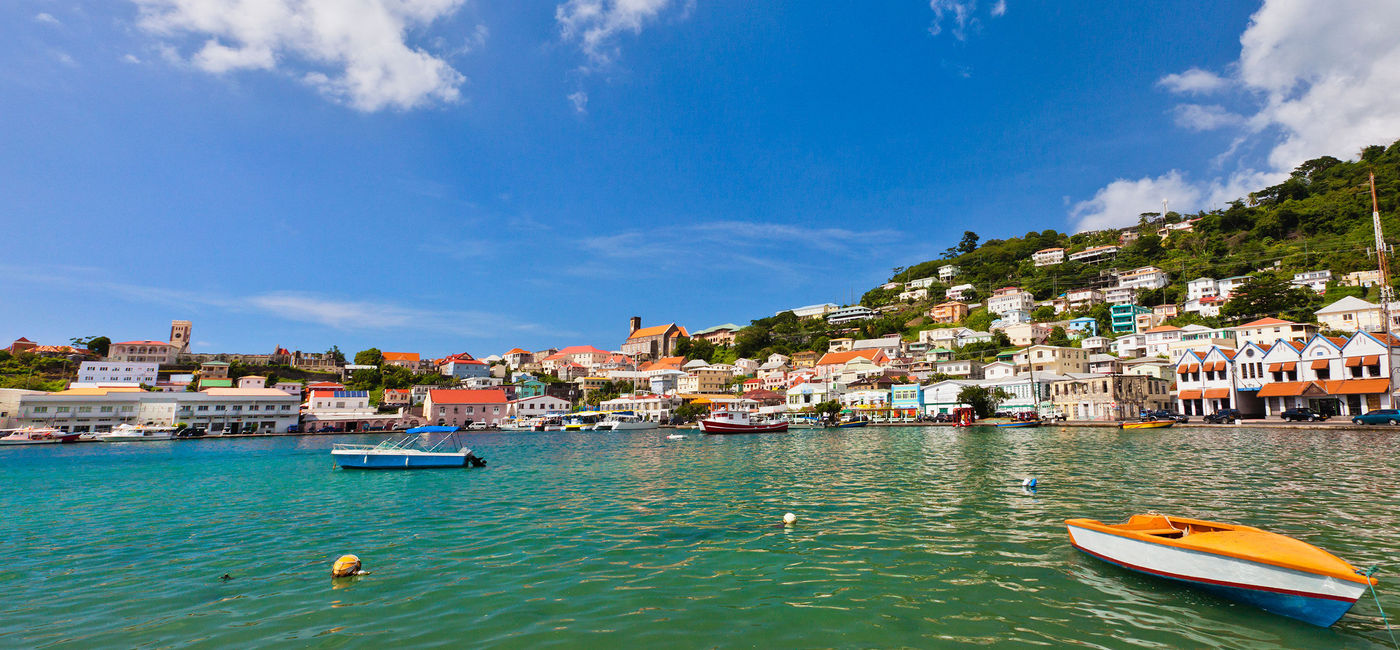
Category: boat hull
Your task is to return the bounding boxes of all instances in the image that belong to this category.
[1120,420,1174,430]
[699,421,788,434]
[331,450,472,469]
[830,421,868,429]
[1067,522,1367,626]
[996,421,1040,428]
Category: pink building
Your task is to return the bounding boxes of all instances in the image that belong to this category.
[424,389,509,427]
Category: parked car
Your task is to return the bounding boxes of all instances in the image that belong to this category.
[1280,408,1328,422]
[1143,409,1189,423]
[1351,409,1400,425]
[1203,409,1243,424]
[468,421,490,430]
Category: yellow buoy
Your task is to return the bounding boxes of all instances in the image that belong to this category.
[783,512,797,526]
[332,554,361,577]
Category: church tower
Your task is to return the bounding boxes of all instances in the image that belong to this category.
[170,320,192,354]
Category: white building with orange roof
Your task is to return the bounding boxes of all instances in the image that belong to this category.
[381,352,422,371]
[1142,325,1183,358]
[502,348,533,369]
[814,349,889,377]
[541,345,612,372]
[1233,318,1318,347]
[1032,247,1065,267]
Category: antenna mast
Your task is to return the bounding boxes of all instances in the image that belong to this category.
[1372,171,1393,336]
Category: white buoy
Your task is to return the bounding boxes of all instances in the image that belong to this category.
[1021,477,1037,488]
[783,512,797,526]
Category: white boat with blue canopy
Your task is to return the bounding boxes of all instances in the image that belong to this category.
[331,426,487,470]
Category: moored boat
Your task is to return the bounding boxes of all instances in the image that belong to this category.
[1066,514,1375,626]
[331,427,486,470]
[595,412,658,431]
[827,418,869,429]
[0,427,80,445]
[1120,419,1174,430]
[94,424,176,442]
[699,409,788,434]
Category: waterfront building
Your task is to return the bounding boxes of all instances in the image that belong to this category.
[987,287,1036,316]
[424,389,509,428]
[785,378,843,411]
[889,383,924,417]
[1049,374,1171,420]
[509,395,571,418]
[1033,247,1065,267]
[8,386,300,434]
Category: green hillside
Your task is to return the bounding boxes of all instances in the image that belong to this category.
[719,140,1400,364]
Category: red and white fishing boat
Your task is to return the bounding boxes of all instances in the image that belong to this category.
[698,409,788,434]
[1067,514,1376,627]
[0,427,81,445]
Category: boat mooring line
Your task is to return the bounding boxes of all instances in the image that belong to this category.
[1360,565,1398,649]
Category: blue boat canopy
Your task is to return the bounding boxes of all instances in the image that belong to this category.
[406,426,459,434]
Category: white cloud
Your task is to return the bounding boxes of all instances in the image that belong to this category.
[132,0,470,111]
[1156,68,1228,94]
[928,0,1005,40]
[34,13,60,25]
[568,90,588,114]
[123,54,143,64]
[1070,171,1202,232]
[556,0,677,66]
[1172,104,1246,132]
[1077,0,1400,230]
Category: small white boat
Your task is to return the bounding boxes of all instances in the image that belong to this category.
[94,424,176,442]
[595,412,659,431]
[1067,514,1375,626]
[666,433,686,440]
[0,427,80,445]
[331,427,486,470]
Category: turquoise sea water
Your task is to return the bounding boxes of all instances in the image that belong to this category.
[3,426,1399,648]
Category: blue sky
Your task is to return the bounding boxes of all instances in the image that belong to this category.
[4,1,1399,358]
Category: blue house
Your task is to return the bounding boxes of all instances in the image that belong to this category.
[1065,316,1099,337]
[890,383,925,418]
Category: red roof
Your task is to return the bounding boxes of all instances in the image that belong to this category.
[428,389,508,404]
[505,348,529,355]
[557,345,610,356]
[382,352,421,363]
[448,358,485,366]
[817,350,885,366]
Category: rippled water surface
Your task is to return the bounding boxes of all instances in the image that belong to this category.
[3,426,1399,647]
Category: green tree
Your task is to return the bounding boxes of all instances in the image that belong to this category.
[813,399,843,425]
[72,336,110,357]
[347,368,381,390]
[957,385,1012,418]
[1047,326,1070,346]
[958,231,980,254]
[1030,305,1056,321]
[354,348,383,366]
[327,345,346,364]
[672,403,709,423]
[965,309,992,332]
[1221,273,1318,323]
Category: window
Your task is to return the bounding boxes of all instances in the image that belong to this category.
[78,406,92,413]
[33,407,48,413]
[198,406,209,412]
[215,405,226,411]
[56,406,70,412]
